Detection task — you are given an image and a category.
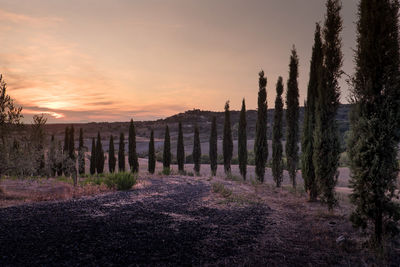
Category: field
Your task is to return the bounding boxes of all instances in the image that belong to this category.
[1,159,399,265]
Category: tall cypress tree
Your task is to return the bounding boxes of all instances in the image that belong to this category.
[148,130,156,174]
[63,126,70,176]
[348,0,400,244]
[238,98,247,180]
[68,125,75,160]
[223,101,233,175]
[118,133,125,172]
[286,47,300,188]
[128,119,139,173]
[272,77,284,187]
[193,125,201,175]
[78,128,85,175]
[48,134,56,177]
[313,0,342,209]
[255,71,268,182]
[63,126,69,154]
[302,24,323,201]
[96,132,104,174]
[177,122,185,173]
[209,116,218,176]
[108,135,116,173]
[90,137,96,175]
[163,125,171,170]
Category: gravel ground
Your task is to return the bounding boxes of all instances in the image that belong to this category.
[1,175,398,266]
[0,177,270,266]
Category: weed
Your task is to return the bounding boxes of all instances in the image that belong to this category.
[162,168,171,175]
[212,182,232,198]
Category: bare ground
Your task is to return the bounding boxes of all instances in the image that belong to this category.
[1,172,400,266]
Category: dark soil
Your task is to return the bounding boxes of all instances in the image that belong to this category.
[0,177,270,266]
[0,176,398,266]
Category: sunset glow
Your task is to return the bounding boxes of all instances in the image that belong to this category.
[0,0,357,123]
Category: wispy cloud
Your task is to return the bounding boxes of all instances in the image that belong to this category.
[0,8,63,26]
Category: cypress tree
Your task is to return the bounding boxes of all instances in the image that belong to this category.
[118,133,125,172]
[238,98,247,180]
[223,101,233,175]
[302,24,323,201]
[272,77,284,187]
[313,0,342,209]
[285,47,300,188]
[177,122,185,173]
[128,119,139,173]
[90,137,96,175]
[56,141,63,176]
[255,71,268,182]
[148,130,156,174]
[163,125,171,170]
[48,134,56,177]
[348,0,400,244]
[63,126,69,176]
[108,135,116,173]
[68,125,75,160]
[78,128,85,175]
[96,132,104,174]
[193,125,201,175]
[63,126,69,154]
[209,116,218,176]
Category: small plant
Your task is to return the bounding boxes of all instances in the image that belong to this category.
[212,182,232,198]
[162,167,171,175]
[186,171,194,177]
[225,173,242,182]
[105,172,137,190]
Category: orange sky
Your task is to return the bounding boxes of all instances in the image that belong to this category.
[0,0,357,122]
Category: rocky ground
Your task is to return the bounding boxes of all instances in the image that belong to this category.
[0,175,399,266]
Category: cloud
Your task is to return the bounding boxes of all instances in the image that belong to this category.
[0,8,63,27]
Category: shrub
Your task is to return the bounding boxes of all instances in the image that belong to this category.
[105,172,137,190]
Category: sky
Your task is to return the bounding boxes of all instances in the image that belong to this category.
[0,0,358,123]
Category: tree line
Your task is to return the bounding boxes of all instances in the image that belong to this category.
[0,0,399,247]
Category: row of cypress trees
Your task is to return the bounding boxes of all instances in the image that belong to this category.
[298,0,400,244]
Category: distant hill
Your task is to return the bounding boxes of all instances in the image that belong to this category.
[41,104,351,155]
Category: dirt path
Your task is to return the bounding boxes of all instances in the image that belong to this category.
[0,176,396,266]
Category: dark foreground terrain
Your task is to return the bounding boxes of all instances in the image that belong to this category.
[0,176,397,266]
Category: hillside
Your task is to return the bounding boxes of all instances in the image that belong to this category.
[40,104,351,155]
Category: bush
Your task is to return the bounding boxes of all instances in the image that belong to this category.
[105,172,137,190]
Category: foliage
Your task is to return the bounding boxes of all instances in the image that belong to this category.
[118,132,125,172]
[90,137,96,175]
[313,0,342,209]
[128,119,139,173]
[95,132,104,174]
[177,122,185,172]
[272,77,284,187]
[238,98,247,180]
[212,182,232,198]
[78,128,85,175]
[108,135,116,173]
[285,47,300,188]
[302,23,323,200]
[255,71,268,182]
[192,125,201,174]
[223,101,233,175]
[104,172,137,190]
[148,130,156,174]
[163,125,171,170]
[209,116,218,176]
[348,0,400,244]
